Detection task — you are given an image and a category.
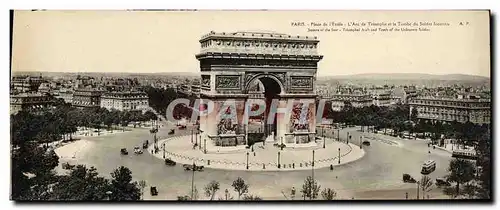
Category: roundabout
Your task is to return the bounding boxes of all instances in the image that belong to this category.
[54,125,454,200]
[149,136,365,171]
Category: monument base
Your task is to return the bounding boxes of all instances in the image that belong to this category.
[204,134,248,154]
[283,132,317,148]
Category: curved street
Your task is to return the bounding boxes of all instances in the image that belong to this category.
[56,123,453,200]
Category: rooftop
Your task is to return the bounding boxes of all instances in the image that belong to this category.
[200,31,319,42]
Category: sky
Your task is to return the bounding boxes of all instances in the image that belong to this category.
[11,10,490,77]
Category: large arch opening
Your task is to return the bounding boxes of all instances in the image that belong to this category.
[246,74,284,141]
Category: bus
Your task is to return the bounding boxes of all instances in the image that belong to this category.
[421,160,436,175]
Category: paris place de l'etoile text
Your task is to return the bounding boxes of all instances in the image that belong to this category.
[292,21,450,32]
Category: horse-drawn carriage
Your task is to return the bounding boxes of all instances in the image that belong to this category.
[183,164,204,171]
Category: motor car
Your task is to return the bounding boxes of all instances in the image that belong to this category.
[168,129,175,135]
[150,187,158,196]
[403,173,416,183]
[362,141,371,146]
[120,148,128,155]
[165,158,176,166]
[134,146,143,154]
[435,178,451,187]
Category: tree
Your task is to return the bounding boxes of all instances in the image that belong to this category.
[301,176,320,200]
[410,107,418,123]
[231,177,249,200]
[109,166,141,201]
[445,159,476,197]
[51,164,110,200]
[204,180,220,200]
[321,188,337,200]
[420,176,433,199]
[138,180,147,200]
[242,194,263,200]
[462,182,478,199]
[476,128,491,199]
[192,185,199,200]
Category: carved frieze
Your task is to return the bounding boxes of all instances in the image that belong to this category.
[275,73,286,85]
[216,75,241,89]
[290,76,313,90]
[244,73,257,89]
[207,39,318,51]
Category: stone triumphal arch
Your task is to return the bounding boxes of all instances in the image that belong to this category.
[196,31,323,152]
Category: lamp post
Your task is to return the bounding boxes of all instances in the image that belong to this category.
[360,136,362,149]
[416,181,420,200]
[347,132,349,144]
[191,162,199,199]
[204,138,207,154]
[323,135,326,149]
[199,130,203,150]
[337,129,340,141]
[195,129,198,148]
[191,130,193,144]
[278,151,281,169]
[246,152,249,170]
[338,148,341,164]
[311,150,315,200]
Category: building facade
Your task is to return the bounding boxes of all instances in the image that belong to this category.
[329,93,373,111]
[409,97,491,124]
[11,75,44,93]
[10,93,54,114]
[372,92,392,107]
[72,88,104,108]
[100,91,149,112]
[54,89,74,104]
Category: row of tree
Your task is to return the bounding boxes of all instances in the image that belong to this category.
[11,104,144,200]
[143,86,198,120]
[440,128,490,199]
[12,103,159,147]
[181,176,339,201]
[323,102,490,148]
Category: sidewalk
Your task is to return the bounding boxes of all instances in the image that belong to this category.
[149,135,365,172]
[432,143,475,154]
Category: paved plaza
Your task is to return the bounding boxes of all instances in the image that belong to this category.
[149,136,365,171]
[55,124,454,200]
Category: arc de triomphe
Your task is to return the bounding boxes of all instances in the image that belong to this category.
[196,31,323,152]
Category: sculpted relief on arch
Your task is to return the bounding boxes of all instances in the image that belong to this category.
[243,72,286,93]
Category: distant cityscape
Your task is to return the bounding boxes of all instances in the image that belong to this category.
[10,71,491,126]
